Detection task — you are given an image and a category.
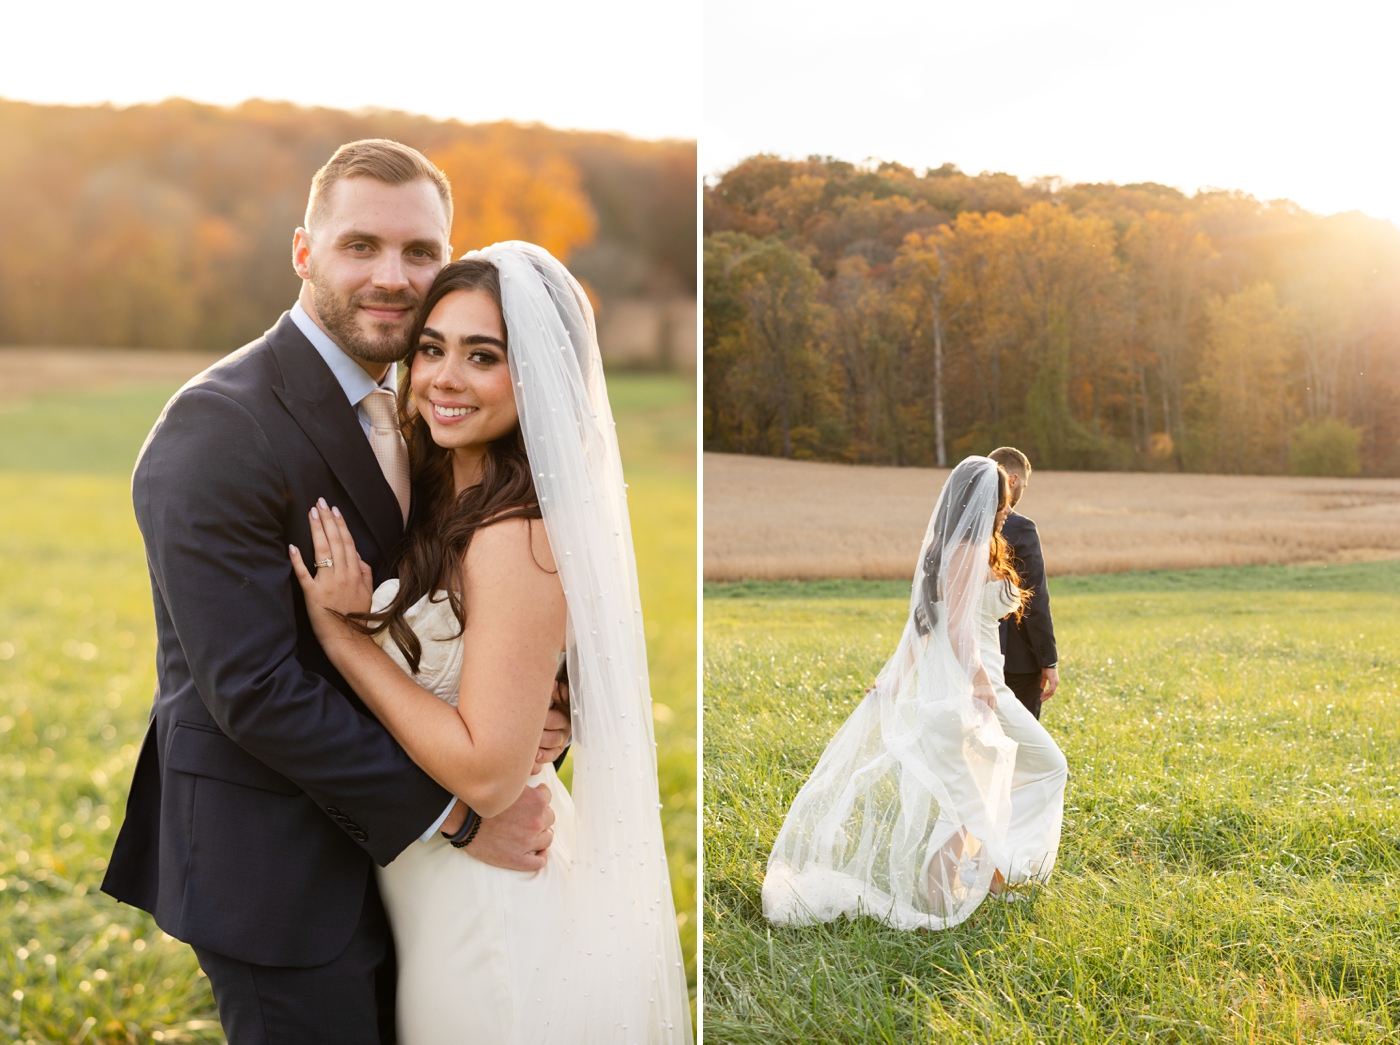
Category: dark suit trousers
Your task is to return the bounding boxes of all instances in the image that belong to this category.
[192,875,395,1045]
[1004,671,1043,721]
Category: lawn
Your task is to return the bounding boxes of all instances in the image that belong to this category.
[0,371,696,1043]
[703,562,1400,1043]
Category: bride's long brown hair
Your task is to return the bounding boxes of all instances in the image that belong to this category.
[351,259,541,672]
[990,464,1030,621]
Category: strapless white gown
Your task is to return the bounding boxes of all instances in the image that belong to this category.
[371,580,575,1045]
[976,580,1067,885]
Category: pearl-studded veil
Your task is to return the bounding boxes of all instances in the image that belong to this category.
[461,242,690,1042]
[761,456,1020,930]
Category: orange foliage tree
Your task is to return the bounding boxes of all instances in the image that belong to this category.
[431,134,596,260]
[704,155,1400,475]
[0,98,694,353]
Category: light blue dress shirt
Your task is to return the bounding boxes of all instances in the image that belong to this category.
[289,302,397,433]
[289,301,457,843]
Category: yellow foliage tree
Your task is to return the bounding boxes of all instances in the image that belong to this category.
[1195,282,1299,473]
[760,174,827,235]
[704,153,1400,474]
[1122,211,1215,459]
[431,136,597,261]
[893,231,955,465]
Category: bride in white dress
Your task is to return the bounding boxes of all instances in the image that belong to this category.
[762,456,1068,930]
[291,243,690,1043]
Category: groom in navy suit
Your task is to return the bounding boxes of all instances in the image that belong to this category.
[102,140,567,1043]
[989,447,1060,720]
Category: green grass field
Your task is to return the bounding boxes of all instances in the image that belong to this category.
[704,564,1400,1043]
[0,371,696,1043]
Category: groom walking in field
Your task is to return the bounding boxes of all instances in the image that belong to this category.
[989,447,1060,720]
[102,139,566,1043]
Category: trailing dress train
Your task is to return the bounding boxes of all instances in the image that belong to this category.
[762,457,1068,931]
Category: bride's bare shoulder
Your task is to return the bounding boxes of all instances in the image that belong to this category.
[467,515,558,578]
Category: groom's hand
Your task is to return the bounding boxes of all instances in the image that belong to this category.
[536,679,571,765]
[466,783,556,872]
[1040,666,1060,702]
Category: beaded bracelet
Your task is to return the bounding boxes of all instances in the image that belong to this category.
[442,806,480,849]
[452,811,483,849]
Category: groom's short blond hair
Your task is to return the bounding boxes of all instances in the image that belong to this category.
[305,139,453,235]
[989,446,1032,477]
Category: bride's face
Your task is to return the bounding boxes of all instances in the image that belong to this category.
[410,288,518,454]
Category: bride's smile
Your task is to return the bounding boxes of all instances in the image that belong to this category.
[409,286,518,489]
[431,403,476,419]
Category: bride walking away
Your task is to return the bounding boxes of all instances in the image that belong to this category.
[763,456,1067,930]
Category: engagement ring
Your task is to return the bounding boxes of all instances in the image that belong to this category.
[314,558,333,569]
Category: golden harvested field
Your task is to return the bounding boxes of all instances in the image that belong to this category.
[0,347,221,403]
[703,451,1400,581]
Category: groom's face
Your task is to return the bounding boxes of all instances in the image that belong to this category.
[1008,471,1027,508]
[294,176,450,366]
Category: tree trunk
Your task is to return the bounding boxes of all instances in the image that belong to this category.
[1128,363,1142,454]
[778,349,793,458]
[780,395,792,458]
[933,306,947,468]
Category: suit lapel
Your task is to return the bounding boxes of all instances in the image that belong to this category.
[266,314,404,562]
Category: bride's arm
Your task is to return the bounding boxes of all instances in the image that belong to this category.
[944,541,997,709]
[291,507,565,818]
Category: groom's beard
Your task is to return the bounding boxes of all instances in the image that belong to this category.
[310,274,421,365]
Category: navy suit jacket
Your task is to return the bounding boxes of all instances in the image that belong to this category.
[102,313,452,967]
[998,511,1058,674]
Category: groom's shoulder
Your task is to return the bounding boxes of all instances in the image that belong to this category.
[157,312,309,430]
[1008,509,1041,549]
[179,315,294,402]
[1005,511,1039,540]
[139,314,302,459]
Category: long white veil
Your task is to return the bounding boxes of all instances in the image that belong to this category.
[762,456,1019,930]
[463,242,690,1042]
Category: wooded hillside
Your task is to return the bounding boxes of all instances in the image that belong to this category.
[704,156,1400,475]
[0,98,695,363]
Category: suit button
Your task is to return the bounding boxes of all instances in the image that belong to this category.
[326,806,341,816]
[351,830,368,842]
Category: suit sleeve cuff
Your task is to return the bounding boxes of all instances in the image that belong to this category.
[420,797,457,843]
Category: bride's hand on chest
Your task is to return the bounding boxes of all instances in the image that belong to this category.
[288,499,376,649]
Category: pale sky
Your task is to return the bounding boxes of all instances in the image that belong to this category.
[705,0,1400,223]
[1,0,699,142]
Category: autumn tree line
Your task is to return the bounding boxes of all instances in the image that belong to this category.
[0,98,695,354]
[704,156,1400,476]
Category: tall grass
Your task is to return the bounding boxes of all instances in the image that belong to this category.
[611,375,699,1006]
[703,570,1400,1042]
[0,372,695,1042]
[0,471,216,1044]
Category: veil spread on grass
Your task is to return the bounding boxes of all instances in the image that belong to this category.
[465,242,690,1042]
[762,456,1019,931]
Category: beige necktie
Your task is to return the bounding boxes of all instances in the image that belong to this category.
[359,389,411,526]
